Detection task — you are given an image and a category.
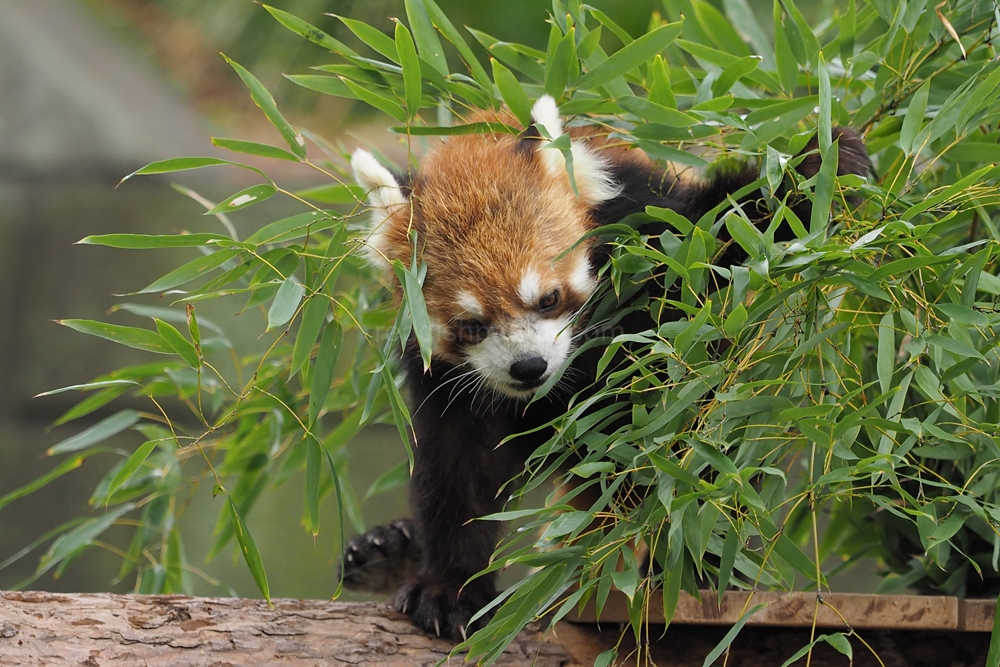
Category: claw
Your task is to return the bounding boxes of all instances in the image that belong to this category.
[459,624,467,641]
[373,537,383,546]
[401,600,408,615]
[434,618,441,637]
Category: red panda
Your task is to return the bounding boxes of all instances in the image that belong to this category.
[340,95,868,640]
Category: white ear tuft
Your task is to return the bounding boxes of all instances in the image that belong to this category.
[569,143,622,205]
[531,95,563,140]
[351,149,406,208]
[529,98,620,206]
[350,149,408,270]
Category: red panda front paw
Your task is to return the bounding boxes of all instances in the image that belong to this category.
[340,519,419,594]
[392,578,493,641]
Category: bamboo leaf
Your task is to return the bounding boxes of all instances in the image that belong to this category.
[154,319,200,368]
[878,312,895,394]
[223,55,305,158]
[492,59,532,126]
[712,56,761,96]
[900,80,930,155]
[618,96,697,127]
[724,303,748,338]
[138,250,240,294]
[40,504,135,571]
[701,604,767,667]
[291,297,328,379]
[334,15,398,61]
[305,436,322,536]
[267,278,305,331]
[121,157,265,184]
[718,523,740,605]
[205,184,277,216]
[340,77,407,122]
[725,213,764,258]
[773,1,798,93]
[246,211,332,246]
[48,410,141,456]
[262,5,359,58]
[404,0,448,76]
[394,20,422,118]
[419,0,492,90]
[228,497,271,605]
[817,54,831,153]
[577,21,684,91]
[285,74,357,99]
[545,28,577,99]
[58,320,172,355]
[211,138,299,162]
[294,184,365,204]
[78,233,228,249]
[810,142,838,233]
[469,28,546,83]
[365,461,410,499]
[840,0,856,64]
[393,255,433,371]
[107,440,159,501]
[308,320,343,427]
[724,0,773,64]
[986,595,1000,667]
[389,122,519,136]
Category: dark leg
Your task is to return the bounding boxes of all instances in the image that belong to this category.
[395,388,522,637]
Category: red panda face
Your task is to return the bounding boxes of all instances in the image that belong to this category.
[352,96,620,399]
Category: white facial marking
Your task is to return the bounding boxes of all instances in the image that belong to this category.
[569,257,597,297]
[350,149,408,269]
[518,269,542,307]
[456,291,483,317]
[464,314,575,399]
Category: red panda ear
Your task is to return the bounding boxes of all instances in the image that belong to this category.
[515,124,543,157]
[529,95,621,207]
[351,149,408,271]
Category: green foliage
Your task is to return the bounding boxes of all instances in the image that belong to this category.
[12,0,1000,664]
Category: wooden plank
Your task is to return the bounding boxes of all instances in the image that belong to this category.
[568,590,970,631]
[0,592,581,666]
[959,598,997,632]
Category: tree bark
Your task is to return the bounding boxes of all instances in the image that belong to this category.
[0,591,580,666]
[0,590,992,666]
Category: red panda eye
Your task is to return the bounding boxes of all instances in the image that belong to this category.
[538,290,560,311]
[456,319,489,343]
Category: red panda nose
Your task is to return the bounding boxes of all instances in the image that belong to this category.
[509,356,548,384]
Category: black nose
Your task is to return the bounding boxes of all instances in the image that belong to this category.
[509,356,548,384]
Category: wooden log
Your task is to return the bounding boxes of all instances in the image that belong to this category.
[568,590,996,632]
[0,592,580,666]
[0,590,993,666]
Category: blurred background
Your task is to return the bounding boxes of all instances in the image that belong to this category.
[0,0,669,599]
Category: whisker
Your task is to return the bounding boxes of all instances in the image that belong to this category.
[413,362,474,415]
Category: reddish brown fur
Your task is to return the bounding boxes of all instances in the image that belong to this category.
[376,127,598,362]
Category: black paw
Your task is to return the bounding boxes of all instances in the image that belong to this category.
[392,577,494,641]
[340,519,419,594]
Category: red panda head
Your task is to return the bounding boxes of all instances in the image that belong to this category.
[351,96,620,399]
